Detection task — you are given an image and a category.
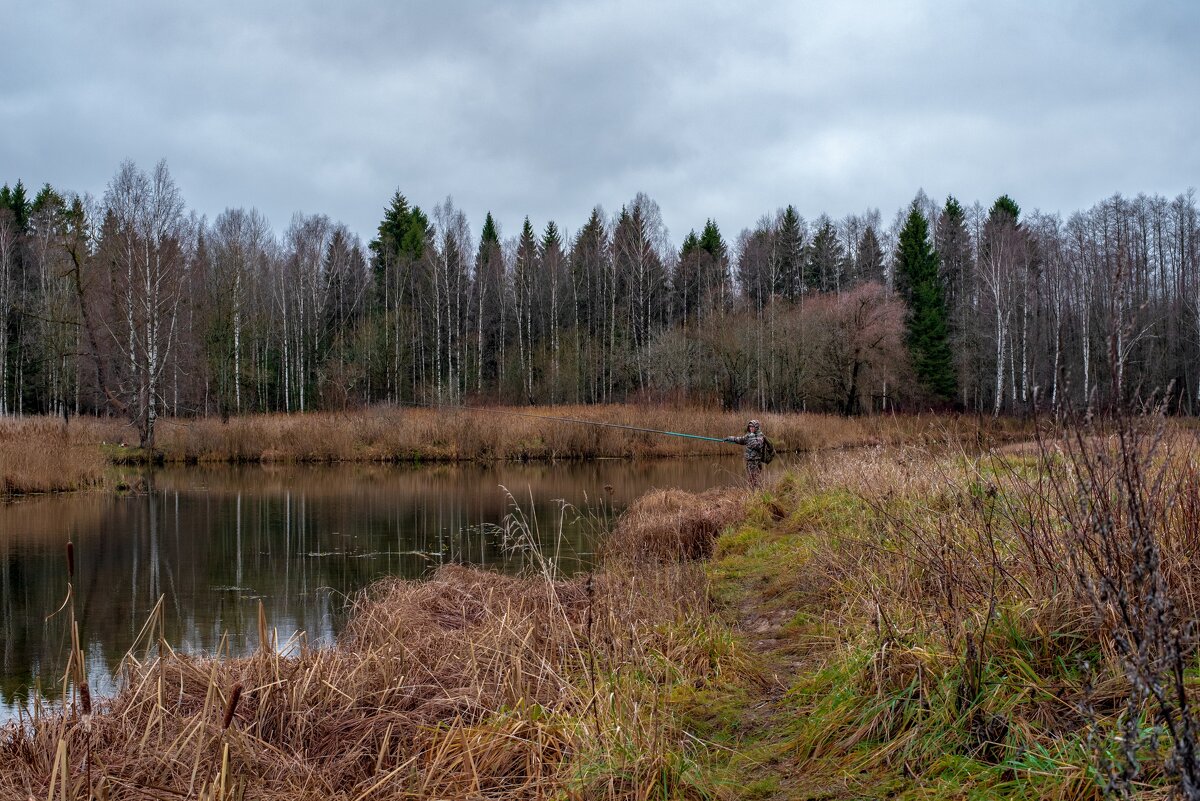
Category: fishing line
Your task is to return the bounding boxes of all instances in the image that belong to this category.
[395,399,731,444]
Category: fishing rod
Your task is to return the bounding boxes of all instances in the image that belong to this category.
[399,399,731,444]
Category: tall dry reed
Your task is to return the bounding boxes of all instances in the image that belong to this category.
[7,405,1030,469]
[0,487,746,800]
[0,417,106,495]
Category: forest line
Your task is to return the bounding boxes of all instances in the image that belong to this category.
[0,160,1197,446]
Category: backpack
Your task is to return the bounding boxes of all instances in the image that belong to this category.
[761,436,776,464]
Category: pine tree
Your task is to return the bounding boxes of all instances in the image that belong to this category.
[990,194,1021,223]
[896,205,956,401]
[569,208,610,401]
[936,196,971,310]
[513,217,538,401]
[369,192,427,270]
[540,220,566,400]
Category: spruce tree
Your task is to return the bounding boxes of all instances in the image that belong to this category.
[990,194,1021,223]
[674,230,702,324]
[369,191,428,278]
[773,205,804,299]
[806,217,848,293]
[698,218,730,310]
[7,180,29,232]
[896,205,956,401]
[855,225,884,284]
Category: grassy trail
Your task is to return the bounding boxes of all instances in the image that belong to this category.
[691,497,846,800]
[688,457,1106,800]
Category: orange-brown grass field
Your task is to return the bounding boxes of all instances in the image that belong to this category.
[0,405,1031,497]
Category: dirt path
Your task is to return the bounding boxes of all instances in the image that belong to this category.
[707,555,814,800]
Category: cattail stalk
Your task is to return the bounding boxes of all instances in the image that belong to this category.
[222,683,243,731]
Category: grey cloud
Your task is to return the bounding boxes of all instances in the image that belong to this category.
[2,0,1196,250]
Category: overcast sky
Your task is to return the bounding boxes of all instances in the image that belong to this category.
[3,0,1196,247]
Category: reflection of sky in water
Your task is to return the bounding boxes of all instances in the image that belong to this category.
[0,457,741,719]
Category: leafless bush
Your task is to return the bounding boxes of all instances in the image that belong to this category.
[1044,412,1200,798]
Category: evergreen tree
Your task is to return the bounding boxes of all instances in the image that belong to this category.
[541,220,562,253]
[698,219,725,261]
[1,180,31,232]
[936,196,974,402]
[856,225,884,284]
[674,230,702,325]
[936,196,971,308]
[773,205,805,299]
[369,191,427,278]
[680,231,701,259]
[513,217,539,400]
[474,211,505,391]
[990,194,1021,224]
[806,217,848,293]
[569,208,610,401]
[896,205,956,401]
[698,218,730,313]
[479,213,499,248]
[540,220,567,400]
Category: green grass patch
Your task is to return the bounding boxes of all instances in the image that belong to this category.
[687,465,1109,800]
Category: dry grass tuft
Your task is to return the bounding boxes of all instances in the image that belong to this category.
[601,487,744,562]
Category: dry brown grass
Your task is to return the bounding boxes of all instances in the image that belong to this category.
[727,421,1200,795]
[0,485,746,800]
[601,487,744,562]
[5,406,1031,471]
[0,417,106,495]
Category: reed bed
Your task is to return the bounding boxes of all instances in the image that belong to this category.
[0,417,106,495]
[4,406,1029,472]
[0,487,747,800]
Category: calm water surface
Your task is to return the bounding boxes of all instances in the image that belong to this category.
[0,457,742,718]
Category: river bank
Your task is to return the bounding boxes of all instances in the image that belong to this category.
[0,482,748,800]
[681,422,1196,799]
[7,421,1180,797]
[1,405,1031,497]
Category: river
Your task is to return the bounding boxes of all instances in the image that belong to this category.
[0,457,743,719]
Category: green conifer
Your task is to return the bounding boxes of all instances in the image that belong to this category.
[896,205,956,401]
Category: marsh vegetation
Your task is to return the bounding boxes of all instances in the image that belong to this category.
[5,412,1197,798]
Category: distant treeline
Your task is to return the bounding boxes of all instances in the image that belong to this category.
[0,160,1197,445]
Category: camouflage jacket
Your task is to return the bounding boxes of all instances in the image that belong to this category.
[725,432,765,463]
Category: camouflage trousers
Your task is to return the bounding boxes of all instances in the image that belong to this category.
[745,460,763,488]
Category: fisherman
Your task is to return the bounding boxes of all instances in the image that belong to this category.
[724,419,766,487]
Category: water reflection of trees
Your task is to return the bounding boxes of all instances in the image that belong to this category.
[0,458,734,714]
